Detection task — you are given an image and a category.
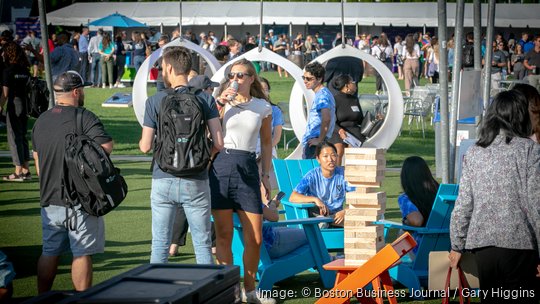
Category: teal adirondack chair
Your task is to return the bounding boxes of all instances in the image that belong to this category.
[375,184,459,297]
[231,215,336,290]
[272,159,345,250]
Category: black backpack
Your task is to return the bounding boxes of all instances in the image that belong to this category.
[377,46,387,62]
[463,44,475,68]
[62,108,127,227]
[153,87,211,177]
[26,77,49,118]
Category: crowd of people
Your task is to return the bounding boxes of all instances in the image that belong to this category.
[0,23,539,303]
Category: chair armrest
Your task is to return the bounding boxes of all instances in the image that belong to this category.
[438,194,458,203]
[373,220,449,234]
[263,217,333,227]
[281,199,316,209]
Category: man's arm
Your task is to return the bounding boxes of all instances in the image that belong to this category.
[101,141,113,155]
[289,191,328,216]
[139,127,155,153]
[207,117,224,154]
[317,108,331,142]
[33,151,40,176]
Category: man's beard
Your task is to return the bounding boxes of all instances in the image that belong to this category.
[163,71,171,88]
[78,95,84,107]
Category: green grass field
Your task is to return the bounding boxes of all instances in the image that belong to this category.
[0,72,446,303]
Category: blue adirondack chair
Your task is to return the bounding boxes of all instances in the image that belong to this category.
[231,214,336,290]
[272,159,344,250]
[375,184,459,296]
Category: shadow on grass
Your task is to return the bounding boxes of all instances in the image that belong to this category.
[0,207,42,217]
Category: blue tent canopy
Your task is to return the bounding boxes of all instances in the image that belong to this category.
[89,12,147,28]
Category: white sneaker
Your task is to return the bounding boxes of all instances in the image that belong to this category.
[246,290,276,304]
[102,84,106,89]
[109,85,114,89]
[117,83,126,88]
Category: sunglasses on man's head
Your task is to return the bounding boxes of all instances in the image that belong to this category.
[227,72,252,80]
[302,76,315,81]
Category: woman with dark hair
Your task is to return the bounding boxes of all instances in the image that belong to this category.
[513,83,540,143]
[328,74,365,165]
[0,42,31,181]
[450,90,540,303]
[98,32,115,89]
[289,141,355,228]
[512,43,526,80]
[113,33,126,88]
[398,156,439,252]
[211,59,274,303]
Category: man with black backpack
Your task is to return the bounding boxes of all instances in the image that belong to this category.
[32,71,113,293]
[139,46,223,265]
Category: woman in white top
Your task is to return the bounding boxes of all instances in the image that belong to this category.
[371,33,393,94]
[394,35,404,80]
[211,59,275,304]
[403,33,421,95]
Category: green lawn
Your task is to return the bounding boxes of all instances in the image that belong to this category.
[0,72,446,303]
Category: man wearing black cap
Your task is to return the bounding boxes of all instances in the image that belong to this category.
[31,70,113,293]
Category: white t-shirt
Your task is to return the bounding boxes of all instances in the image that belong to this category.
[394,42,404,56]
[223,97,272,152]
[403,44,421,60]
[371,44,393,61]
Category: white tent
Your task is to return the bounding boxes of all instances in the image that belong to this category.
[47,2,540,28]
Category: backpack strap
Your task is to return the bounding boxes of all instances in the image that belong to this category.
[75,107,85,136]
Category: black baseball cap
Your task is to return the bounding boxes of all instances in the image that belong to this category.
[53,71,92,92]
[188,75,219,90]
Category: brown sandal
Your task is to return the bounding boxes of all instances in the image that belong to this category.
[2,173,24,182]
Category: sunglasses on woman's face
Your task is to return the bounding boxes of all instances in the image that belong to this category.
[302,76,315,82]
[228,72,252,80]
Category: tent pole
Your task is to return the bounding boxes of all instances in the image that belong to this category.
[341,0,345,48]
[224,23,228,40]
[179,0,183,37]
[449,0,465,183]
[438,0,450,184]
[474,0,482,125]
[258,0,263,52]
[355,23,359,38]
[482,0,496,115]
[38,0,54,108]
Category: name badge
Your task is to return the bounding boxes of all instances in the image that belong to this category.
[351,106,360,112]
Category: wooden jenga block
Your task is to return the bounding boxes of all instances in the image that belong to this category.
[347,200,386,210]
[347,181,382,188]
[344,148,385,156]
[344,174,385,184]
[346,186,379,194]
[346,192,386,205]
[345,153,386,161]
[345,168,385,178]
[344,225,384,234]
[344,236,385,249]
[344,158,386,167]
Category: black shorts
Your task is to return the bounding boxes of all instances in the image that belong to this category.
[209,149,262,214]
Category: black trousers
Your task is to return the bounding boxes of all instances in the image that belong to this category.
[6,97,29,166]
[79,53,89,82]
[473,246,539,304]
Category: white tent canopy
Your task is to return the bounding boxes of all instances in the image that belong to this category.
[47,2,540,28]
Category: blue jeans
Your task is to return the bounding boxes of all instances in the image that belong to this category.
[134,55,146,73]
[90,53,102,86]
[150,178,213,264]
[267,227,307,259]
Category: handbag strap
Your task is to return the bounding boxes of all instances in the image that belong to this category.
[457,266,471,304]
[442,266,453,304]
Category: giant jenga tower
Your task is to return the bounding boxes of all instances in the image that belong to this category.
[343,148,386,266]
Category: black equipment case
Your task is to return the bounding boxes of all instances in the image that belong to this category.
[31,264,240,304]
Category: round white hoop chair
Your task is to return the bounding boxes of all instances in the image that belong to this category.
[132,39,222,126]
[210,47,312,159]
[306,44,404,150]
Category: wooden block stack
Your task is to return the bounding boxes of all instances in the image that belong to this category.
[343,148,386,266]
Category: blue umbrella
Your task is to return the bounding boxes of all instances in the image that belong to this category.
[89,12,147,28]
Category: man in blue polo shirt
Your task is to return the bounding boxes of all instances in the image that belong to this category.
[301,62,335,159]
